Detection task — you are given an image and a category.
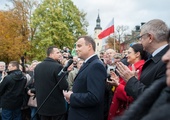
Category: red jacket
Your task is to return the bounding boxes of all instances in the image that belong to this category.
[108,60,145,120]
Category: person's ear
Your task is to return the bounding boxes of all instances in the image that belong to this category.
[148,33,154,43]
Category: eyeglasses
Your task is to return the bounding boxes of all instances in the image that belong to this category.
[137,33,149,40]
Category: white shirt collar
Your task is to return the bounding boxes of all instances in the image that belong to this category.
[84,54,96,63]
[152,44,168,57]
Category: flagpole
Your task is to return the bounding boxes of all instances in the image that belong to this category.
[114,35,115,50]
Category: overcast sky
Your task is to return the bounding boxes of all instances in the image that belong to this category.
[1,0,170,36]
[72,0,170,36]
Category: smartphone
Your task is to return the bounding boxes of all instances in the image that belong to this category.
[107,74,112,81]
[101,59,104,63]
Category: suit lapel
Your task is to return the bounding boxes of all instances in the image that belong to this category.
[74,55,99,80]
[78,62,87,71]
[140,45,169,80]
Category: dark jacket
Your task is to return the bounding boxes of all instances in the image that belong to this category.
[141,102,170,120]
[0,70,27,110]
[0,71,2,80]
[68,55,107,120]
[34,57,68,116]
[116,77,168,120]
[125,45,169,99]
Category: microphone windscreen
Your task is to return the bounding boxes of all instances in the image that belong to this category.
[63,59,73,71]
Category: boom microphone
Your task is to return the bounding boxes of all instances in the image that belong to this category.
[58,59,73,76]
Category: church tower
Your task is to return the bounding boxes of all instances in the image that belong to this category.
[94,13,103,55]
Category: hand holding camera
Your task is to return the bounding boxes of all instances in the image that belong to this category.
[28,88,36,96]
[0,71,7,81]
[107,71,119,87]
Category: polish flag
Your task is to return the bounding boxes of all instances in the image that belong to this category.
[98,18,114,39]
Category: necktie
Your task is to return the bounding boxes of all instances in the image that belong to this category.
[147,54,153,61]
[81,62,86,68]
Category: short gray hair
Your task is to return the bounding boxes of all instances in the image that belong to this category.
[0,61,5,66]
[141,19,169,42]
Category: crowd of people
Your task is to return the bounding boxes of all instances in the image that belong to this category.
[0,18,170,120]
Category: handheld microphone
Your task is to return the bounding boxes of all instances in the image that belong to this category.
[58,59,73,76]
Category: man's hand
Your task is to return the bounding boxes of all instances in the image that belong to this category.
[116,62,138,82]
[2,71,7,78]
[0,71,7,83]
[107,71,119,87]
[63,90,73,104]
[27,89,35,96]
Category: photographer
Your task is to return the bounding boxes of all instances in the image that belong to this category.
[26,60,40,120]
[27,78,39,120]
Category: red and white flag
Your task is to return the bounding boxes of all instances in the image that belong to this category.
[98,18,114,39]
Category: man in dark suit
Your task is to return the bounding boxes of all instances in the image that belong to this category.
[34,46,68,120]
[115,19,169,99]
[63,36,107,120]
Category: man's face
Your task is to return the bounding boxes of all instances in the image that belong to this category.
[76,38,89,60]
[50,48,62,61]
[103,53,111,64]
[106,49,116,60]
[139,32,151,52]
[8,64,16,72]
[0,64,5,71]
[162,48,170,86]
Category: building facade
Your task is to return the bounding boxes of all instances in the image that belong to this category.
[93,14,103,55]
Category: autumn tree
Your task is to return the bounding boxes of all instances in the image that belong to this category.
[0,0,39,63]
[107,36,120,51]
[10,0,40,62]
[115,25,129,50]
[30,0,88,60]
[0,10,30,63]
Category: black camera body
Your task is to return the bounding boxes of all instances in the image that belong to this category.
[107,74,112,81]
[30,88,36,94]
